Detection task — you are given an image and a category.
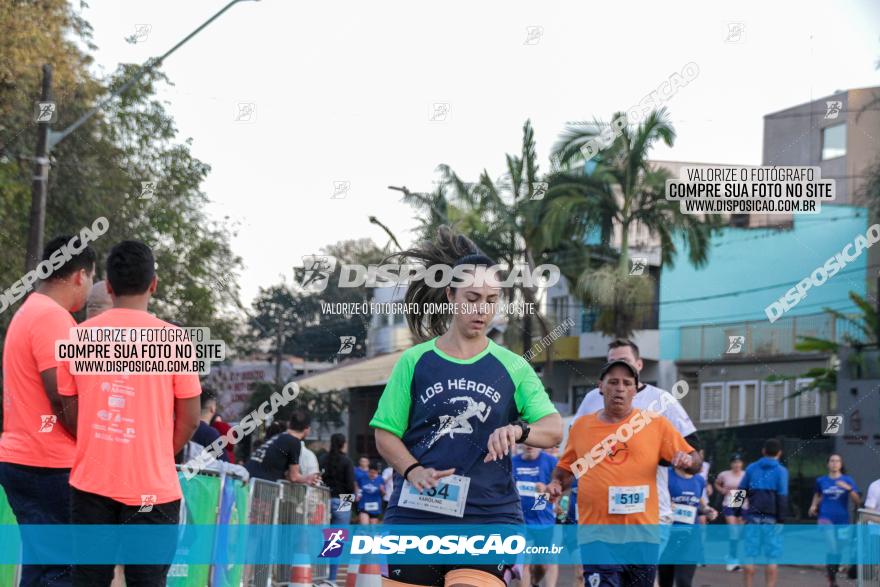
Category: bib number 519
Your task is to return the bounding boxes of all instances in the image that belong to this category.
[618,493,641,505]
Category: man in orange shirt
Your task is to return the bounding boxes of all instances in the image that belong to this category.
[548,360,697,587]
[0,235,96,587]
[57,240,201,587]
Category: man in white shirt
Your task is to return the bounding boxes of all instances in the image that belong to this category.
[865,478,880,512]
[573,339,703,524]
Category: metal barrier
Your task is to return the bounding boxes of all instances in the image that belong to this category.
[243,479,331,587]
[271,482,331,584]
[858,508,880,587]
[244,478,282,587]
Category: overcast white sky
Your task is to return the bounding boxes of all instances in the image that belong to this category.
[80,0,880,305]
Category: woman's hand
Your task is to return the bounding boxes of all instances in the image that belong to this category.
[407,466,455,492]
[484,424,522,462]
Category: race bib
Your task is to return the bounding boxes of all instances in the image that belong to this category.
[398,475,470,518]
[608,485,649,515]
[516,480,537,497]
[672,503,697,524]
[364,501,379,512]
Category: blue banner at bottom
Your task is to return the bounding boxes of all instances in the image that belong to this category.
[1,524,879,565]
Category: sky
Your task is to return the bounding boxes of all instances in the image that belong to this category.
[78,0,880,306]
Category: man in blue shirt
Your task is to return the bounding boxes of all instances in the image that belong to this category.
[739,439,788,587]
[513,446,558,587]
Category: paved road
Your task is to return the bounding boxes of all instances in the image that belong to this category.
[546,564,859,586]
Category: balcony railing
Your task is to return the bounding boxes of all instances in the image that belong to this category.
[679,312,865,361]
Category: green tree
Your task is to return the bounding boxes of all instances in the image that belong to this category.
[769,291,875,397]
[249,239,388,364]
[548,109,721,337]
[243,381,347,441]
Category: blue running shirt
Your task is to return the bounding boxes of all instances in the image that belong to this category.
[370,337,558,523]
[512,451,558,525]
[815,474,858,524]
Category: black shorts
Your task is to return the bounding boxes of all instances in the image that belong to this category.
[385,563,508,586]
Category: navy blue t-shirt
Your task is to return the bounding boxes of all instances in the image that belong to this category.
[192,421,229,462]
[370,338,558,524]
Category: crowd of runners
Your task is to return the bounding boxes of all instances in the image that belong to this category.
[1,227,879,587]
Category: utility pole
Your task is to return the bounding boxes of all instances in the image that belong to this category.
[274,306,284,385]
[22,0,258,271]
[25,65,52,272]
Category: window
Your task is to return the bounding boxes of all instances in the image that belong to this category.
[727,380,758,425]
[821,124,846,160]
[794,378,820,417]
[550,296,569,325]
[700,383,726,423]
[761,381,788,420]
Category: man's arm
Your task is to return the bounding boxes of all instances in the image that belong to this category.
[287,463,317,484]
[776,466,789,521]
[172,396,200,455]
[40,368,76,436]
[547,467,574,502]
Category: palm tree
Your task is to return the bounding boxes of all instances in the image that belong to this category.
[442,120,573,353]
[770,291,877,397]
[546,108,721,337]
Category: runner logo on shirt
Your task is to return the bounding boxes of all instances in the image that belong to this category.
[427,396,492,448]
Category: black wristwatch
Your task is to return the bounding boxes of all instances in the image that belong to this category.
[513,419,530,443]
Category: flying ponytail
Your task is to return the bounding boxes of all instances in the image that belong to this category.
[387,226,497,342]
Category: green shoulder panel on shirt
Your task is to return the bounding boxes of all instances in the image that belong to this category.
[488,341,558,423]
[369,339,435,438]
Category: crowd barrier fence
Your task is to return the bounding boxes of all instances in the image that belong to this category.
[858,508,880,587]
[0,468,331,587]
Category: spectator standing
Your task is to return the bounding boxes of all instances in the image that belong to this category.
[866,476,880,511]
[0,235,96,587]
[245,409,319,484]
[191,392,229,462]
[739,439,789,587]
[319,433,355,584]
[210,414,235,463]
[56,240,202,586]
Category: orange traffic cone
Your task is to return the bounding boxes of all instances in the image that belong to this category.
[345,560,359,587]
[290,554,312,587]
[355,562,382,587]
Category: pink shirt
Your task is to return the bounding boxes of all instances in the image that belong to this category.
[0,293,77,468]
[57,309,201,505]
[716,469,746,506]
